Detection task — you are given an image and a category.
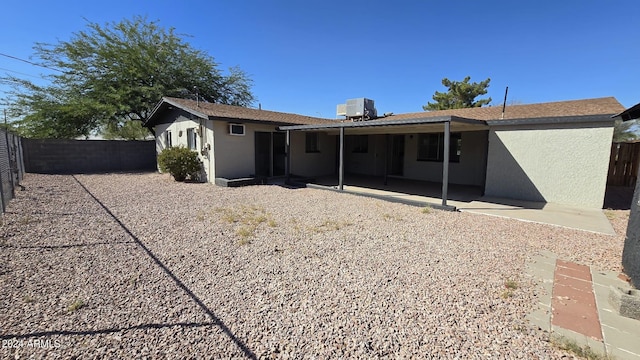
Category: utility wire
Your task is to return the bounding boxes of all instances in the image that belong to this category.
[0,52,63,73]
[0,67,48,80]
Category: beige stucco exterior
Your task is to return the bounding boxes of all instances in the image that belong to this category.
[402,131,488,186]
[341,131,488,187]
[149,96,621,210]
[155,113,614,209]
[154,110,337,182]
[154,111,212,181]
[344,135,387,176]
[484,122,614,209]
[289,132,336,177]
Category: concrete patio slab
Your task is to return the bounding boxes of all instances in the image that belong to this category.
[457,198,616,235]
[305,179,616,235]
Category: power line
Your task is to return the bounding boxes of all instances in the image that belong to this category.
[0,67,48,80]
[0,52,63,73]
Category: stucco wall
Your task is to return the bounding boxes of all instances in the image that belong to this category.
[153,111,212,181]
[338,131,487,185]
[212,121,285,179]
[344,135,387,176]
[290,132,335,177]
[484,122,613,208]
[403,131,488,186]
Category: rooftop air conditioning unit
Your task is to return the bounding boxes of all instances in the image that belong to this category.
[346,98,377,120]
[336,104,347,117]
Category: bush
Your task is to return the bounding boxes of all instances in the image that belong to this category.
[157,146,202,182]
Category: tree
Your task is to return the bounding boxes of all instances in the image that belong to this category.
[3,16,254,139]
[423,76,491,111]
[101,120,153,140]
[613,119,640,143]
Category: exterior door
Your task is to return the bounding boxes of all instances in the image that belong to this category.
[272,132,286,176]
[255,132,271,177]
[390,135,405,175]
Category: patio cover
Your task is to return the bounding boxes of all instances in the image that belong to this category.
[278,116,488,209]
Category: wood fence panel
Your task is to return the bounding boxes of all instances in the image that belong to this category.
[608,142,640,187]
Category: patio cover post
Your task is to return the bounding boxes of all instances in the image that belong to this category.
[339,126,344,190]
[285,130,291,182]
[384,134,389,186]
[442,121,450,207]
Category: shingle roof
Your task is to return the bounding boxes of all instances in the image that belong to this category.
[613,101,640,121]
[159,97,335,125]
[147,96,624,129]
[381,97,624,122]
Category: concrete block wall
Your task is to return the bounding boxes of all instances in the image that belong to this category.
[22,139,157,174]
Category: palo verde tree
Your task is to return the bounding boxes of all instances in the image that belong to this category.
[423,76,492,111]
[3,16,254,139]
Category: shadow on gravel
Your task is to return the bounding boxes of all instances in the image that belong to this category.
[0,321,215,339]
[49,175,258,359]
[2,241,136,249]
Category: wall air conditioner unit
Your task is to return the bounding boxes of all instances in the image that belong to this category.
[229,123,245,136]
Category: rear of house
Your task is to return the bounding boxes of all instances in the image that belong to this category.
[146,96,623,209]
[279,97,623,209]
[146,97,336,182]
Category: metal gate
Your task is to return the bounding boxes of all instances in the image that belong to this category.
[0,128,25,213]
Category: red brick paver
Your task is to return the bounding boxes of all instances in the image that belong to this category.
[551,260,603,341]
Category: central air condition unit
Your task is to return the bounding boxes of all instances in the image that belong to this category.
[346,98,377,120]
[336,104,347,117]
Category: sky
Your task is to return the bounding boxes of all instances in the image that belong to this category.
[1,0,639,119]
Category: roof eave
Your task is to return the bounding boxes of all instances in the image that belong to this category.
[485,114,616,126]
[209,116,319,127]
[612,102,640,121]
[278,115,486,131]
[144,97,209,128]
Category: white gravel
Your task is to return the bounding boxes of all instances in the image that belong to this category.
[0,173,627,359]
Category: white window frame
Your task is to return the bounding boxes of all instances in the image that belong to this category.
[187,128,197,150]
[165,130,172,148]
[229,123,245,136]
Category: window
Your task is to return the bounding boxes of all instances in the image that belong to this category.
[417,133,461,162]
[305,132,319,153]
[352,135,368,153]
[165,130,172,148]
[187,128,197,150]
[229,123,245,136]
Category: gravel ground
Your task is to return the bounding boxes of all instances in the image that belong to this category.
[0,173,627,359]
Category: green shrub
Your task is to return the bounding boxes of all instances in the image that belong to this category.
[157,146,202,182]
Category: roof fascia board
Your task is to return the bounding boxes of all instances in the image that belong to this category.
[485,114,616,126]
[279,115,457,131]
[209,117,299,127]
[612,102,640,121]
[162,98,209,119]
[144,97,208,128]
